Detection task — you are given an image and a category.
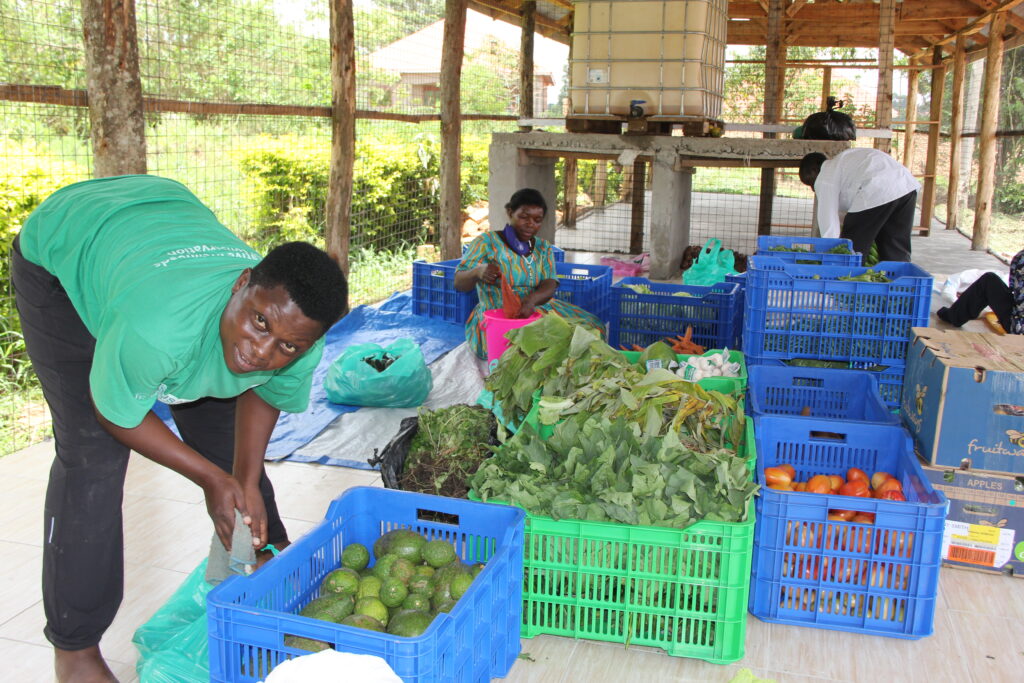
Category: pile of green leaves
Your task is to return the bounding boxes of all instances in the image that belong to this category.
[400,404,496,498]
[767,244,811,253]
[838,269,892,283]
[826,244,854,255]
[484,316,634,427]
[470,415,756,529]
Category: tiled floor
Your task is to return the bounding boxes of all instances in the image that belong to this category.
[2,226,1021,682]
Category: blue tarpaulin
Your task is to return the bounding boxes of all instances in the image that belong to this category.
[153,291,466,460]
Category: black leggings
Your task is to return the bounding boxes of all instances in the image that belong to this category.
[943,272,1014,332]
[11,237,286,651]
[840,190,917,262]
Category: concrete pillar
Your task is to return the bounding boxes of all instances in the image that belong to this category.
[648,152,693,280]
[488,140,558,242]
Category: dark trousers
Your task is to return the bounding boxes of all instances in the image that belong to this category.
[944,272,1014,331]
[841,190,917,262]
[11,238,286,651]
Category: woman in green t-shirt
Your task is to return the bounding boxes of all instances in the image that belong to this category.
[13,175,348,681]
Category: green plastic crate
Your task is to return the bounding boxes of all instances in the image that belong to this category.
[618,349,748,395]
[485,421,757,664]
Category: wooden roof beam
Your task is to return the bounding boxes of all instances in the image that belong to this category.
[467,0,569,40]
[786,0,809,18]
[910,0,1024,60]
[967,0,1024,32]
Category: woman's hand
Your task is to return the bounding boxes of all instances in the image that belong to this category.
[478,262,501,285]
[201,470,247,550]
[241,483,268,549]
[518,300,537,318]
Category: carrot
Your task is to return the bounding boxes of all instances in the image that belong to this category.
[631,344,645,352]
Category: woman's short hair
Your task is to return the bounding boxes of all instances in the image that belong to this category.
[799,152,827,187]
[505,188,548,215]
[250,241,348,331]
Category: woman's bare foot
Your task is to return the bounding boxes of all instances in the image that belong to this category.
[54,645,118,683]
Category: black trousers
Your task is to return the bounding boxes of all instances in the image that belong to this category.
[943,272,1014,331]
[11,237,287,651]
[840,190,917,262]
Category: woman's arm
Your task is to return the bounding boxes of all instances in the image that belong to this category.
[519,278,558,317]
[95,408,247,550]
[454,262,500,291]
[232,389,281,548]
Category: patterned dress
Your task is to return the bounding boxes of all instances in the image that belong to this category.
[1011,249,1024,334]
[457,231,605,358]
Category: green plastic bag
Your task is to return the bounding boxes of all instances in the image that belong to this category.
[682,237,737,286]
[324,338,433,408]
[132,560,210,683]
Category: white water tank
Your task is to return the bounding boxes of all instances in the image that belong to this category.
[569,0,728,119]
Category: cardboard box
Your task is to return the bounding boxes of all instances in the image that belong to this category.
[902,327,1024,475]
[920,463,1024,578]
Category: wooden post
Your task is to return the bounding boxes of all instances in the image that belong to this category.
[593,161,607,207]
[972,11,1006,251]
[629,159,646,254]
[563,157,578,227]
[902,63,918,170]
[326,0,355,272]
[920,47,945,234]
[947,35,967,232]
[758,0,785,236]
[874,0,896,153]
[620,163,634,202]
[80,0,146,176]
[820,66,832,111]
[440,0,467,260]
[519,0,535,130]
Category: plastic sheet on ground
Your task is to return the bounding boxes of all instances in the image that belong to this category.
[153,291,467,461]
[286,341,488,468]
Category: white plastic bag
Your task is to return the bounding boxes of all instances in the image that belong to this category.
[938,269,1009,305]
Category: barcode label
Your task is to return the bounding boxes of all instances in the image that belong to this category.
[948,545,997,567]
[645,360,663,371]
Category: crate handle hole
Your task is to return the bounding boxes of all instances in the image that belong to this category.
[808,430,847,442]
[416,508,460,526]
[283,633,335,651]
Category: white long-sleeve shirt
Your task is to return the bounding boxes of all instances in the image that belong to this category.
[813,148,921,238]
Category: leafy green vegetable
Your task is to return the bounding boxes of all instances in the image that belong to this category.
[400,404,495,498]
[837,269,891,283]
[484,316,634,427]
[470,415,756,530]
[826,244,854,255]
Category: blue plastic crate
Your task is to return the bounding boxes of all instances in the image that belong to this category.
[207,487,525,683]
[748,365,898,424]
[746,357,906,412]
[411,259,478,324]
[608,277,742,350]
[755,237,862,266]
[750,417,948,639]
[742,257,932,365]
[553,262,612,321]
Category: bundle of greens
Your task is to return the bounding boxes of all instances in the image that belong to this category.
[400,404,495,498]
[826,244,854,254]
[838,269,891,283]
[470,415,756,529]
[484,315,634,427]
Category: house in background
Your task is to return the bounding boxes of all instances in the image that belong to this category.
[368,8,568,114]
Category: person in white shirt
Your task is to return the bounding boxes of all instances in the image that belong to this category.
[799,149,921,262]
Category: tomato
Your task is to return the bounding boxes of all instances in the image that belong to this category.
[792,481,807,492]
[765,466,793,487]
[828,508,856,521]
[828,475,844,493]
[846,467,869,484]
[870,471,893,491]
[874,477,903,497]
[769,482,794,492]
[779,464,797,480]
[839,480,871,497]
[877,489,906,501]
[806,474,832,494]
[851,512,876,524]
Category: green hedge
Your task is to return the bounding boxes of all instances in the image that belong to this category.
[236,133,491,253]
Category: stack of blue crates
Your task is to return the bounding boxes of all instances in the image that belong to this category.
[741,242,932,410]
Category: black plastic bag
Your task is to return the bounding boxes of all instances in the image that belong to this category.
[369,416,419,490]
[801,97,856,141]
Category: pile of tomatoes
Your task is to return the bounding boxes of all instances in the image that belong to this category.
[763,465,907,524]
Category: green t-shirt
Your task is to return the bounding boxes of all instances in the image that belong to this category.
[19,174,324,428]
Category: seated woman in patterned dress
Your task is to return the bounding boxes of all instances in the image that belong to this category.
[453,188,605,359]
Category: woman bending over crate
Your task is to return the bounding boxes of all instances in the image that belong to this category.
[938,248,1024,334]
[454,188,604,358]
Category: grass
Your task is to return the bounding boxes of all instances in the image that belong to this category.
[348,244,419,307]
[932,203,1023,262]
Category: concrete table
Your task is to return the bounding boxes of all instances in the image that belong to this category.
[488,132,849,279]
